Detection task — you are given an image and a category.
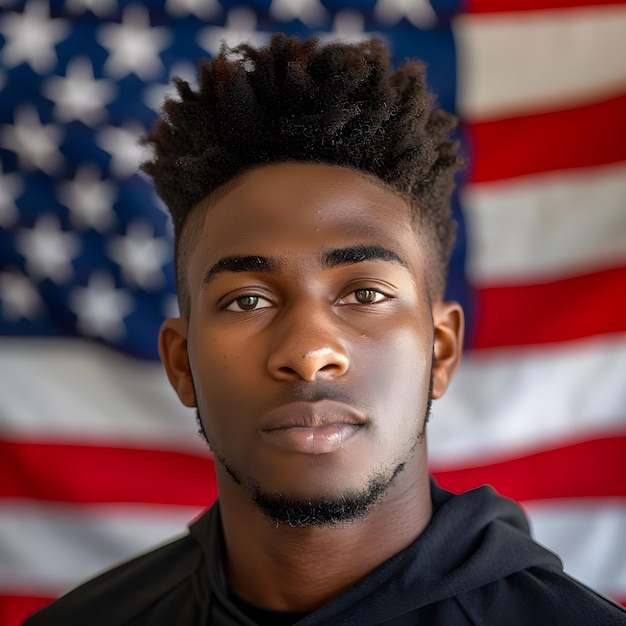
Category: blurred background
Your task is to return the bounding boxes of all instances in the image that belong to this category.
[1,0,625,623]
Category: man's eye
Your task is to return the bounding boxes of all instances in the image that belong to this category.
[225,295,272,312]
[339,289,388,305]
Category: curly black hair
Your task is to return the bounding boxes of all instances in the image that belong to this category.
[141,34,462,314]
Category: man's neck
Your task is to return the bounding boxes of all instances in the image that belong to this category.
[217,469,432,614]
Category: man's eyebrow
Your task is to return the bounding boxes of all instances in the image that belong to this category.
[321,244,407,269]
[203,255,278,286]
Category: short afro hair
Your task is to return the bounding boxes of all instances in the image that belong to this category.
[141,33,463,314]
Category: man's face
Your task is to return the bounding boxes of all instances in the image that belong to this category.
[162,162,461,525]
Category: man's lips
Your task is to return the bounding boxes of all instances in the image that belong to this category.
[259,400,368,454]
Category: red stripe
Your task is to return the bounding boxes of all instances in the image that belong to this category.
[469,0,626,12]
[466,94,626,182]
[431,434,626,502]
[469,265,626,349]
[4,435,625,506]
[0,595,53,626]
[1,440,218,506]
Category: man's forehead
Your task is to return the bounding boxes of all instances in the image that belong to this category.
[181,162,430,282]
[195,165,410,230]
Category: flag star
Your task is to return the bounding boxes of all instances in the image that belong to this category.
[97,5,172,81]
[0,1,70,75]
[15,215,81,284]
[197,8,270,57]
[269,0,327,27]
[69,272,134,341]
[107,220,171,291]
[319,10,372,45]
[374,0,437,29]
[57,164,117,232]
[42,56,117,127]
[0,270,45,321]
[0,169,23,228]
[65,0,117,18]
[143,61,197,112]
[96,122,151,178]
[165,0,221,20]
[0,105,65,175]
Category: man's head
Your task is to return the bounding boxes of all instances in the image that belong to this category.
[145,35,464,528]
[142,34,462,316]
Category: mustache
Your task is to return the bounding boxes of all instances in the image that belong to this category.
[275,382,370,413]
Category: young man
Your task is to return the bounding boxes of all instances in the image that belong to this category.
[25,35,626,625]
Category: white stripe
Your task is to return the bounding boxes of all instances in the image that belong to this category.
[463,162,626,285]
[3,336,625,468]
[429,334,626,465]
[526,500,626,601]
[0,337,205,454]
[0,501,203,596]
[453,6,626,120]
[2,500,623,605]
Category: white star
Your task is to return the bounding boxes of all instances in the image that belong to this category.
[42,56,117,126]
[0,1,70,75]
[96,122,151,178]
[143,61,197,112]
[65,0,117,18]
[165,0,221,20]
[97,5,172,81]
[197,8,270,58]
[107,220,171,291]
[57,164,117,232]
[374,0,437,29]
[0,105,65,175]
[319,10,372,45]
[269,0,327,27]
[69,272,134,341]
[15,215,81,284]
[0,270,45,321]
[0,169,23,227]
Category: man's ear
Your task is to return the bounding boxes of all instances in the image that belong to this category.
[431,300,464,400]
[159,317,197,407]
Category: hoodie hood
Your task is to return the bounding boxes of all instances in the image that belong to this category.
[299,478,562,625]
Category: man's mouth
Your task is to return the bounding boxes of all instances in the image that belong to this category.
[259,400,368,454]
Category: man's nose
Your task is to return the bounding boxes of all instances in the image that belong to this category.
[266,304,350,382]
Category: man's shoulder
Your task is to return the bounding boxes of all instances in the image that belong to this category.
[456,563,626,625]
[419,482,626,624]
[23,530,203,626]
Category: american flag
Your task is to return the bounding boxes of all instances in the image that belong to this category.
[1,1,625,624]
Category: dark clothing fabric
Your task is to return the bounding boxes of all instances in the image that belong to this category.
[24,480,626,625]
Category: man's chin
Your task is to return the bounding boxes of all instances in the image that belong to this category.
[250,461,407,528]
[212,436,419,528]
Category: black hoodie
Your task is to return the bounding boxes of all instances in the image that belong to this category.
[24,479,626,625]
